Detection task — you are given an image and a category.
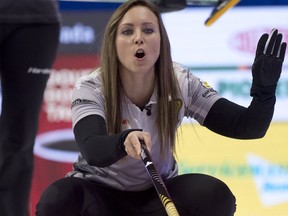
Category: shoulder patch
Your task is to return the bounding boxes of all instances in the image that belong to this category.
[71,99,95,108]
[199,79,212,89]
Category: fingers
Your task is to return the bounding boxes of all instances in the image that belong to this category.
[124,131,152,160]
[256,28,286,62]
[273,33,282,56]
[278,42,287,61]
[255,33,268,58]
[263,28,278,55]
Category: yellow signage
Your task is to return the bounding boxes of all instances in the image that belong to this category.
[176,122,288,216]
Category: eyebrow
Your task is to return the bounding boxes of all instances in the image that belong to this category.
[119,22,156,27]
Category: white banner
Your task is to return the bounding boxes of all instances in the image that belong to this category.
[162,6,288,67]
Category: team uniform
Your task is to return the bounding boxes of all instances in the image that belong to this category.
[0,1,60,215]
[68,62,221,191]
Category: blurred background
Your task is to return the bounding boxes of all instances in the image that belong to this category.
[3,0,285,215]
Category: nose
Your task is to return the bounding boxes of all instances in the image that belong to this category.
[134,31,144,45]
[135,39,144,45]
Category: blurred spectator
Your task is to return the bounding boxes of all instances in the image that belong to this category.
[0,0,60,215]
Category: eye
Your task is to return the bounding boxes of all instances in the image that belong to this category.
[143,28,154,34]
[122,29,133,35]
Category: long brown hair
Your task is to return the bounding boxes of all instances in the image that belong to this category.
[101,0,180,154]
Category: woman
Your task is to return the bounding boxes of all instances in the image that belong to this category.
[36,0,286,215]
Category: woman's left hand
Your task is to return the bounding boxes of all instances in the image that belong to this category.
[252,28,286,87]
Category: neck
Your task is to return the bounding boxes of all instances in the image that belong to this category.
[120,71,155,108]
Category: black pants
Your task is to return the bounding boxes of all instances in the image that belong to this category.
[0,23,60,216]
[36,174,236,216]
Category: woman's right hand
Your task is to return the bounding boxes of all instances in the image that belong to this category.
[123,131,152,160]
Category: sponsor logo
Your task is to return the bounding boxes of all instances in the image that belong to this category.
[121,119,131,130]
[199,79,212,89]
[27,67,51,74]
[60,22,95,44]
[202,89,216,98]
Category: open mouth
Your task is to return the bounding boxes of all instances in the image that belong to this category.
[135,49,145,59]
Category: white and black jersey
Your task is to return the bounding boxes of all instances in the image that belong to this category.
[68,62,222,191]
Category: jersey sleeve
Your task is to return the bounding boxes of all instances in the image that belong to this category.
[71,70,106,128]
[174,63,222,125]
